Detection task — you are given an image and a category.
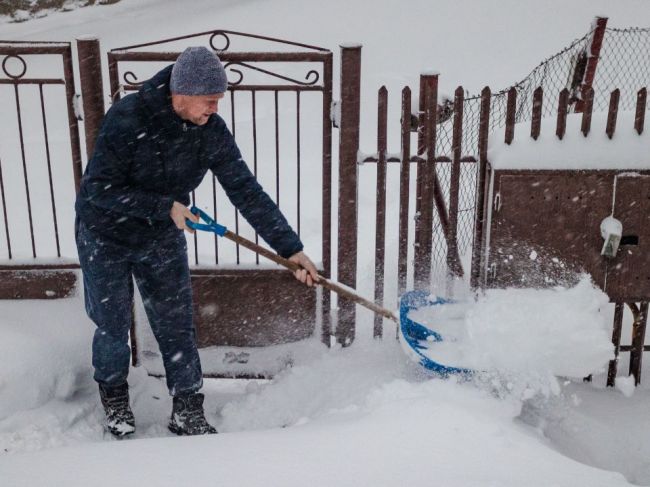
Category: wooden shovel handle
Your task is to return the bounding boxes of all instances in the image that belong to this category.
[224,230,398,323]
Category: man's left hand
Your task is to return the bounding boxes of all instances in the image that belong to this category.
[288,251,319,287]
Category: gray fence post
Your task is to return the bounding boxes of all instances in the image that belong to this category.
[336,44,362,346]
[77,37,105,161]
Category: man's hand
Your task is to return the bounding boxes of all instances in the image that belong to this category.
[288,251,319,287]
[170,201,199,234]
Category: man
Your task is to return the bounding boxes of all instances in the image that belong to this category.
[75,46,318,437]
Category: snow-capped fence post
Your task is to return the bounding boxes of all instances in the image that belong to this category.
[413,72,439,290]
[556,89,569,140]
[76,37,106,161]
[336,43,362,346]
[447,86,465,284]
[580,86,594,136]
[469,87,491,291]
[634,87,646,135]
[397,86,412,299]
[606,89,620,139]
[373,86,388,338]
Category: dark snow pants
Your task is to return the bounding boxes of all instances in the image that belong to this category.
[75,219,203,396]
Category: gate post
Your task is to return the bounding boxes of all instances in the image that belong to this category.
[77,37,106,161]
[336,44,362,346]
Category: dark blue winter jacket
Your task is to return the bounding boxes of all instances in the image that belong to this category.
[75,65,303,258]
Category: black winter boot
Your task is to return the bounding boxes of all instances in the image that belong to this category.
[98,383,135,438]
[168,393,217,436]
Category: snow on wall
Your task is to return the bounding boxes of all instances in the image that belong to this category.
[488,110,650,170]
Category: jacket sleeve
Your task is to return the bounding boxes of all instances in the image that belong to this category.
[79,110,174,221]
[209,127,304,258]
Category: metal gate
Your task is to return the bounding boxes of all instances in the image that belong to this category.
[0,41,82,298]
[101,31,333,372]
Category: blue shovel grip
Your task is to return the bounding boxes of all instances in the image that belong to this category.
[186,206,228,236]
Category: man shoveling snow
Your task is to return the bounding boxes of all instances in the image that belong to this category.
[75,46,319,438]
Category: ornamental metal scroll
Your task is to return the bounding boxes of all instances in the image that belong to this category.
[1,54,28,79]
[113,29,329,54]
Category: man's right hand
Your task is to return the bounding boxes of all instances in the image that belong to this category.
[170,201,199,234]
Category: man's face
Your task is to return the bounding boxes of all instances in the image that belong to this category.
[171,93,225,126]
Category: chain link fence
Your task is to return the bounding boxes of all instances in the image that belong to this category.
[429,23,650,280]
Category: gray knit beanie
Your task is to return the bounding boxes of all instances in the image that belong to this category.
[170,46,228,95]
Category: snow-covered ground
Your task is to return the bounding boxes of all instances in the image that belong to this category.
[2,0,650,486]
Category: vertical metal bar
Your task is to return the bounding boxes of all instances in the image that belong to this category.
[581,87,594,136]
[60,46,84,195]
[448,86,464,280]
[374,87,388,338]
[556,89,569,140]
[397,86,411,297]
[629,302,648,385]
[575,17,608,113]
[77,37,106,161]
[230,90,240,264]
[275,90,280,207]
[606,89,620,139]
[505,87,516,145]
[108,53,120,102]
[606,302,624,387]
[470,87,492,291]
[0,154,11,259]
[296,91,301,238]
[14,84,36,258]
[635,88,647,135]
[531,87,543,140]
[413,73,438,290]
[336,44,362,346]
[251,90,259,264]
[39,84,61,257]
[321,53,334,346]
[191,190,198,265]
[212,175,219,265]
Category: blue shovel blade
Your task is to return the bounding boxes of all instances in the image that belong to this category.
[399,290,473,376]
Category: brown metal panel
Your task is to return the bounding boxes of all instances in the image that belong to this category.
[0,269,77,299]
[191,269,316,347]
[336,44,361,346]
[487,171,613,290]
[606,175,650,301]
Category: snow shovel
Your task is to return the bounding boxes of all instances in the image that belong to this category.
[187,206,467,375]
